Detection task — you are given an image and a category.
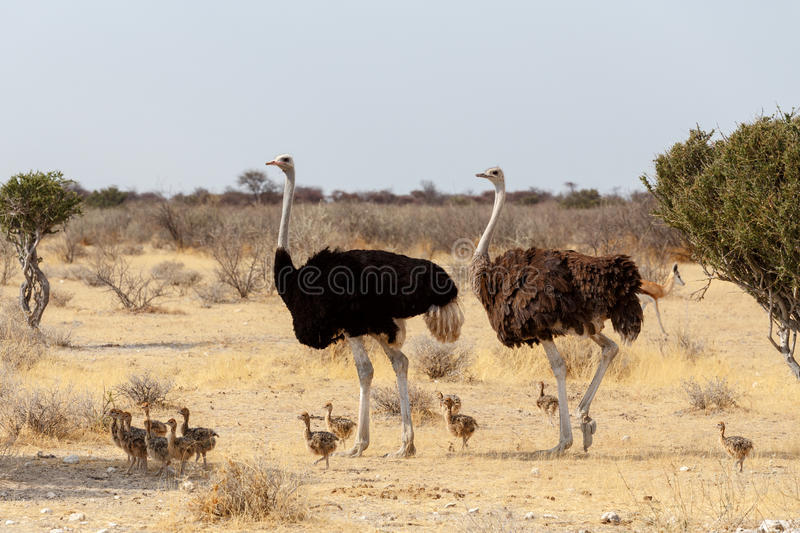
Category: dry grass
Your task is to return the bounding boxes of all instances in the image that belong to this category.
[681,376,740,411]
[0,302,47,369]
[371,383,437,422]
[411,337,473,381]
[48,287,74,307]
[150,260,201,294]
[191,459,307,523]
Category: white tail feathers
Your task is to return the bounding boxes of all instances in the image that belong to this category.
[423,299,464,343]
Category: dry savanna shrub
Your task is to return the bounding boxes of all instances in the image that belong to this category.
[48,287,74,307]
[207,225,267,299]
[91,254,168,312]
[371,383,436,422]
[151,260,202,294]
[681,377,740,411]
[491,335,609,381]
[42,326,74,348]
[192,459,307,523]
[411,337,472,381]
[0,384,105,440]
[115,371,174,406]
[193,282,236,307]
[0,303,47,369]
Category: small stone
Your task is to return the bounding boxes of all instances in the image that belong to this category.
[444,502,457,508]
[621,435,631,442]
[40,508,52,514]
[97,529,109,533]
[5,520,14,525]
[46,491,56,499]
[679,466,691,472]
[358,515,366,520]
[62,455,80,464]
[468,507,479,514]
[181,480,195,492]
[107,523,118,528]
[601,511,621,524]
[106,467,116,474]
[113,495,120,500]
[530,467,540,476]
[23,461,31,467]
[760,520,791,532]
[50,529,65,533]
[542,513,558,519]
[579,530,591,533]
[524,511,535,520]
[68,512,86,521]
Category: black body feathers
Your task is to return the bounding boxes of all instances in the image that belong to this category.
[275,247,459,349]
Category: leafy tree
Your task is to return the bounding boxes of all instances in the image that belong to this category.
[560,188,601,209]
[237,169,277,205]
[0,171,83,327]
[85,186,129,208]
[642,111,800,380]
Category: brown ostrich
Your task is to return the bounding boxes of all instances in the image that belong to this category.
[717,421,753,472]
[470,167,643,455]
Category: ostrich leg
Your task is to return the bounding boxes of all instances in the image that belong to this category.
[573,333,619,451]
[378,340,416,457]
[337,336,373,457]
[537,340,572,456]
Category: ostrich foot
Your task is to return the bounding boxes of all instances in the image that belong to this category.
[383,441,416,458]
[580,413,597,452]
[335,442,368,458]
[532,438,572,458]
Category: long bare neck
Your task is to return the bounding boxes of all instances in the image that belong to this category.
[474,181,506,258]
[303,419,312,440]
[325,407,332,423]
[181,413,189,434]
[277,168,296,250]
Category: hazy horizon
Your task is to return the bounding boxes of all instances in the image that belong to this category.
[1,1,798,196]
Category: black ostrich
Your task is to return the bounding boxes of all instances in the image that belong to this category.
[470,166,643,456]
[267,154,463,457]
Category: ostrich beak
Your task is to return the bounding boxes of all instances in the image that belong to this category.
[475,172,487,178]
[266,160,277,166]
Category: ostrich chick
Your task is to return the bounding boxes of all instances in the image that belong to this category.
[119,411,148,474]
[436,391,462,414]
[298,411,338,469]
[535,381,559,427]
[323,402,356,448]
[178,407,218,467]
[166,418,198,475]
[717,421,753,472]
[140,402,168,437]
[442,397,478,450]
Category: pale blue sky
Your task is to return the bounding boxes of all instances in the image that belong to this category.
[1,1,798,195]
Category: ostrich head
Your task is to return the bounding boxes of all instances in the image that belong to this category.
[475,166,504,185]
[297,411,310,423]
[266,154,295,173]
[323,402,333,411]
[716,421,726,432]
[166,418,177,430]
[672,264,685,286]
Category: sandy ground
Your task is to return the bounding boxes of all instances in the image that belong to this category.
[1,248,799,532]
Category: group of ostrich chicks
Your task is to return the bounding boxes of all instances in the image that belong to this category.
[301,389,753,472]
[298,396,479,469]
[108,403,218,477]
